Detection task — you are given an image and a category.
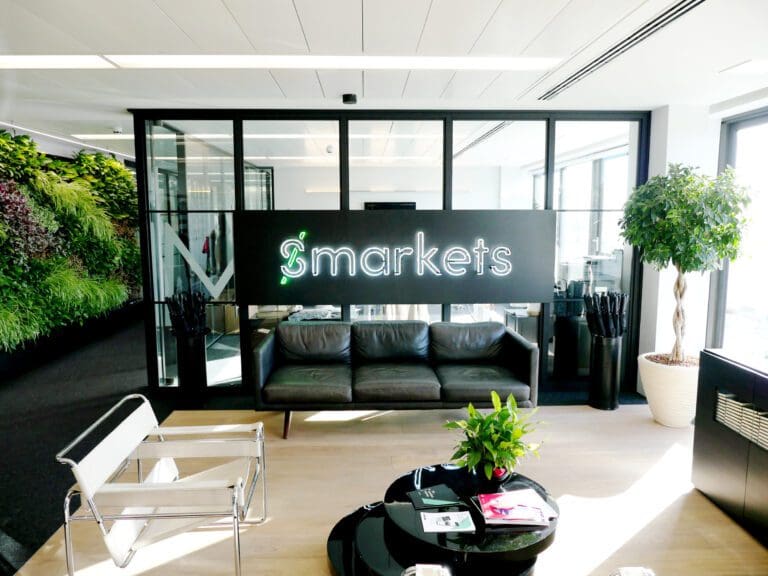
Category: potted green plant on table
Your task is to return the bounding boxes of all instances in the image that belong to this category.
[445,391,540,482]
[620,163,749,427]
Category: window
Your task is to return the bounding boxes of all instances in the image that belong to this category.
[721,119,768,361]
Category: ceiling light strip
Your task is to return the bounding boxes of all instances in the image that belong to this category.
[104,54,560,71]
[538,0,706,101]
[0,121,135,159]
[0,55,115,69]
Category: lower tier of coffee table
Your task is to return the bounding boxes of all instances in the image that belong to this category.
[327,502,537,576]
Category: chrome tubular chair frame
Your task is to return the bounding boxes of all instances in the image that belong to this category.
[57,394,266,576]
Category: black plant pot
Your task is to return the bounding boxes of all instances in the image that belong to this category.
[176,333,208,408]
[589,335,622,410]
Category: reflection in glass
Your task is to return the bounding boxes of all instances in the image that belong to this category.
[155,303,242,388]
[351,304,441,323]
[549,120,637,387]
[150,212,235,302]
[451,304,538,344]
[146,120,235,211]
[349,121,443,210]
[453,121,546,210]
[243,120,339,210]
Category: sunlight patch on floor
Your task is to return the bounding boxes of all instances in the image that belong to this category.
[304,410,380,422]
[535,443,693,576]
[73,527,238,576]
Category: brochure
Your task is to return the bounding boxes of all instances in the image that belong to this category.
[475,488,558,526]
[419,510,476,533]
[407,484,463,509]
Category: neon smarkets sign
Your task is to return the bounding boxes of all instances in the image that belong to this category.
[235,210,555,305]
[279,230,513,282]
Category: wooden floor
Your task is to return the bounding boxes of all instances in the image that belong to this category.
[20,405,768,576]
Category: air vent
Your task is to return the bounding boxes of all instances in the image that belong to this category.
[539,0,706,101]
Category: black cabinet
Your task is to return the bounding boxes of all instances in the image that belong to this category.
[692,350,768,545]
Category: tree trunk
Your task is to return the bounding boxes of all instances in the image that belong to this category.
[671,266,687,363]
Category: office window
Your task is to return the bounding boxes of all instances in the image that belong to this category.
[351,304,441,323]
[722,119,768,361]
[453,121,546,209]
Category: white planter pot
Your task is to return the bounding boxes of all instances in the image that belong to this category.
[638,352,700,427]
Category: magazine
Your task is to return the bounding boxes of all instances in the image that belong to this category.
[407,484,463,509]
[419,510,476,533]
[475,488,558,526]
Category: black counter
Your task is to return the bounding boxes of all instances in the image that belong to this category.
[692,349,768,545]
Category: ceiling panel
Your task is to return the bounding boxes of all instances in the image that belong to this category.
[402,70,455,98]
[171,70,285,101]
[362,0,432,54]
[363,70,409,99]
[12,0,198,53]
[555,0,768,108]
[523,0,646,57]
[223,0,309,53]
[479,70,548,102]
[470,0,570,55]
[294,0,362,54]
[417,0,502,55]
[317,70,363,100]
[270,70,323,99]
[153,0,253,51]
[441,71,500,99]
[0,0,90,52]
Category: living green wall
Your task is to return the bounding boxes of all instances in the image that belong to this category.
[0,130,140,352]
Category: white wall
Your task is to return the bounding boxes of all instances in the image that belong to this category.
[638,104,721,391]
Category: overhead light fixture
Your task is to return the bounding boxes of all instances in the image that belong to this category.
[0,55,114,69]
[0,121,134,159]
[104,54,560,71]
[720,59,768,75]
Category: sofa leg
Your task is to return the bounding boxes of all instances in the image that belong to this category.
[282,411,292,439]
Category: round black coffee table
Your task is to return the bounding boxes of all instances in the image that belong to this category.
[327,464,558,576]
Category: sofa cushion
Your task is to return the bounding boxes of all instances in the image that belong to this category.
[353,321,429,362]
[436,364,530,404]
[354,363,440,402]
[264,364,352,403]
[277,321,351,364]
[430,322,506,363]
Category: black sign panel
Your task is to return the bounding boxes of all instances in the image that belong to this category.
[235,210,555,305]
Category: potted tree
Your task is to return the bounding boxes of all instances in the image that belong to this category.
[620,164,749,427]
[445,391,540,482]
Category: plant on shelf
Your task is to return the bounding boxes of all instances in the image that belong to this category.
[620,163,749,426]
[445,391,540,481]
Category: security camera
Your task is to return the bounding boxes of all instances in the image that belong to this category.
[326,144,335,154]
[112,126,123,134]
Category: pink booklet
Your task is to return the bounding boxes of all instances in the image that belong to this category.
[476,488,556,526]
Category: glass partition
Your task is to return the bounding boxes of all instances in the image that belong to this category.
[549,120,638,388]
[452,121,546,209]
[243,120,339,210]
[146,120,240,388]
[349,120,443,209]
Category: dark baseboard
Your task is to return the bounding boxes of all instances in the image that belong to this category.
[0,299,144,380]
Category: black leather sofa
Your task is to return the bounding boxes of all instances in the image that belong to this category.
[252,320,539,437]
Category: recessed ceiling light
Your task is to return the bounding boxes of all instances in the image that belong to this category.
[0,55,114,69]
[105,54,561,71]
[720,59,768,75]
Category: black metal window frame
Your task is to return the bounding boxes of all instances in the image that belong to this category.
[131,108,651,394]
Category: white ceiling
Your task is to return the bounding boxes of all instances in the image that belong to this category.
[1,0,767,158]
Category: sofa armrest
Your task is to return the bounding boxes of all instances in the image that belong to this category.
[504,328,539,406]
[252,331,276,392]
